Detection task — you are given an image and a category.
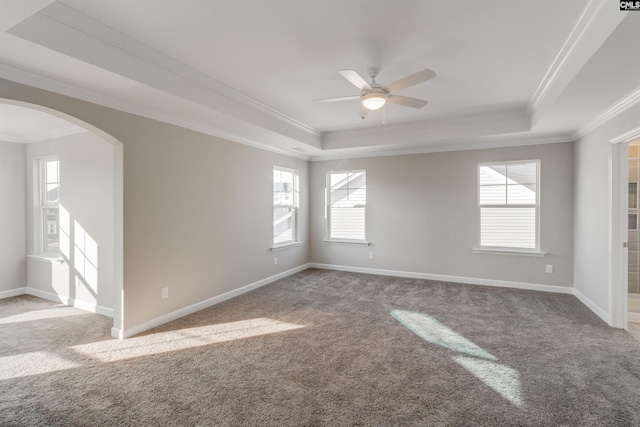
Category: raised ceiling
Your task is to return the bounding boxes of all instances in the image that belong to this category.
[0,0,638,159]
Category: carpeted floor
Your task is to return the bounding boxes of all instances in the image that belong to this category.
[1,268,640,426]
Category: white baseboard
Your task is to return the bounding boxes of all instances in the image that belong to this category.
[25,287,114,318]
[111,327,123,340]
[308,263,574,294]
[572,288,610,324]
[121,263,311,339]
[0,287,28,299]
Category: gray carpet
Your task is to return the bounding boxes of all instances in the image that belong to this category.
[1,268,640,426]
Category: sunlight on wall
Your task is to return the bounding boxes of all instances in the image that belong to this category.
[72,318,305,363]
[0,307,86,325]
[73,220,98,291]
[0,351,81,381]
[59,205,70,258]
[391,309,523,407]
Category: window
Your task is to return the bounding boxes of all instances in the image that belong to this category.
[40,157,60,254]
[273,167,299,246]
[327,170,366,241]
[478,160,538,250]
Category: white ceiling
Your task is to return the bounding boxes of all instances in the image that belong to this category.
[0,103,85,143]
[0,0,638,159]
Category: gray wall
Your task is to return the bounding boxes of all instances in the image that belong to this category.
[310,142,574,288]
[0,141,27,293]
[26,132,115,314]
[574,103,640,315]
[0,79,310,333]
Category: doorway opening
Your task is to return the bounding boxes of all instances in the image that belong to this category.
[0,99,124,338]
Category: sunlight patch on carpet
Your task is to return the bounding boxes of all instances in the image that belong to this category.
[453,355,523,406]
[0,307,86,325]
[71,318,305,362]
[0,351,81,380]
[391,309,524,407]
[390,310,497,360]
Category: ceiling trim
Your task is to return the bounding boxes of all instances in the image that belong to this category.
[574,86,640,139]
[0,65,310,160]
[321,107,531,150]
[0,127,86,144]
[610,125,640,145]
[43,2,321,138]
[9,2,321,144]
[529,0,605,111]
[528,0,627,126]
[310,132,575,162]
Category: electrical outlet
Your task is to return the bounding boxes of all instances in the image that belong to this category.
[161,287,169,299]
[274,257,278,265]
[545,265,553,274]
[369,252,374,260]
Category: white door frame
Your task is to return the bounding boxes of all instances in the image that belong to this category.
[611,126,640,329]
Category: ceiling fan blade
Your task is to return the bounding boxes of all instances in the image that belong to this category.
[387,95,428,109]
[313,95,360,102]
[339,69,371,91]
[385,69,436,93]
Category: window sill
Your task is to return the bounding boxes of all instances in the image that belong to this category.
[27,254,64,264]
[271,242,303,251]
[473,248,547,257]
[323,240,371,246]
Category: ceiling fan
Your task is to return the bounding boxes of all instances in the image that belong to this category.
[314,67,436,117]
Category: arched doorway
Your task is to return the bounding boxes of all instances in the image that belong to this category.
[0,99,124,338]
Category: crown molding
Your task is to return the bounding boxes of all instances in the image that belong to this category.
[529,0,607,112]
[310,132,574,162]
[14,2,320,139]
[0,65,310,160]
[321,107,530,150]
[610,125,640,145]
[574,86,640,139]
[0,128,86,144]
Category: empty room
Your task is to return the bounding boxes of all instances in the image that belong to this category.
[1,1,640,425]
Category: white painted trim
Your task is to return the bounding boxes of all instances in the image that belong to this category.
[576,87,640,139]
[25,287,114,318]
[609,142,627,329]
[529,0,607,112]
[119,263,311,339]
[611,125,640,145]
[271,242,303,251]
[0,128,86,144]
[35,2,320,139]
[0,287,28,299]
[27,254,64,264]
[310,132,574,162]
[308,263,573,294]
[473,248,547,257]
[0,65,311,161]
[573,287,610,324]
[322,240,371,246]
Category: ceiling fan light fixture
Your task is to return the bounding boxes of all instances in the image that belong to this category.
[361,92,387,110]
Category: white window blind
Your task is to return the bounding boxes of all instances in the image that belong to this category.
[273,167,298,246]
[479,161,538,249]
[328,171,366,241]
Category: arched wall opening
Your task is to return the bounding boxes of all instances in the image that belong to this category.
[1,98,124,338]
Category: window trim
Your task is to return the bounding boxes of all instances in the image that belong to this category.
[476,159,541,253]
[38,156,60,256]
[326,169,367,243]
[272,166,299,248]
